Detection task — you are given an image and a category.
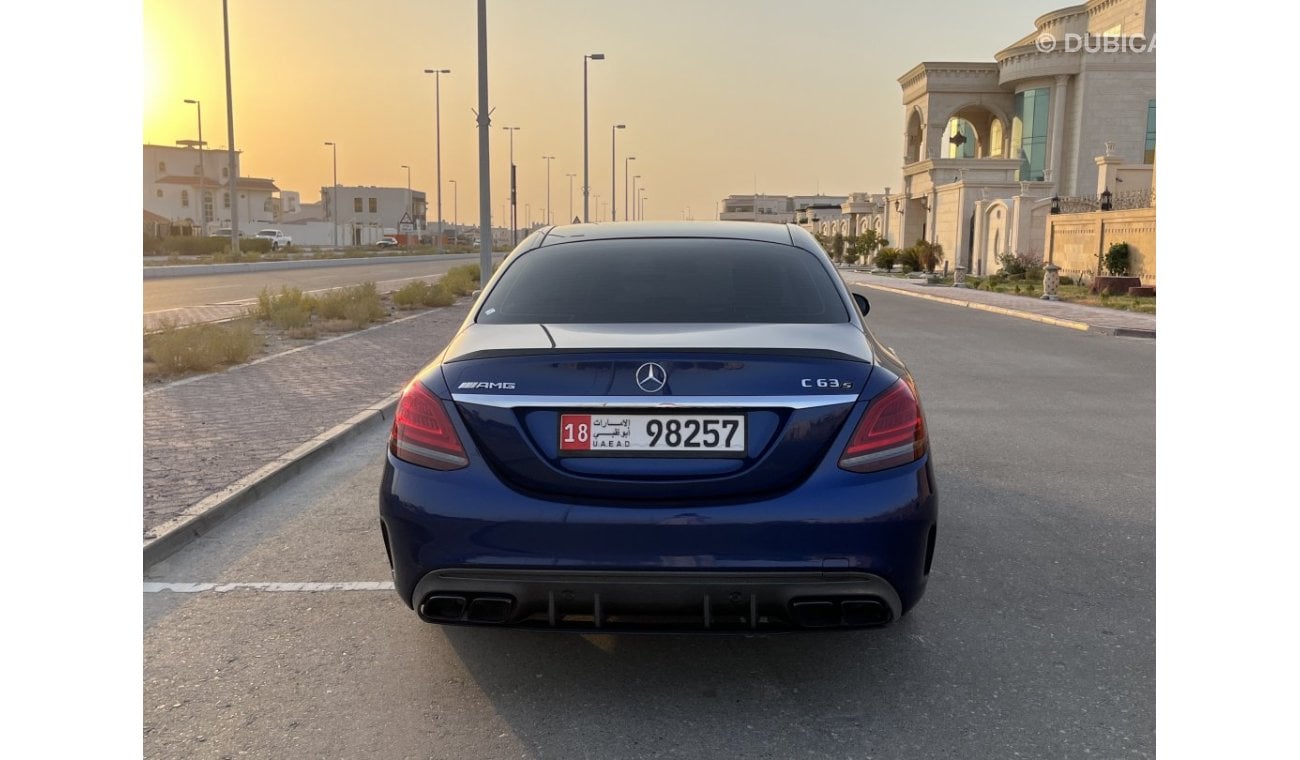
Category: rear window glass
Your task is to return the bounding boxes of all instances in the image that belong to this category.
[476,238,847,324]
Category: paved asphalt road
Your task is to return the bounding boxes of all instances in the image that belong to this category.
[143,286,1155,759]
[143,257,493,312]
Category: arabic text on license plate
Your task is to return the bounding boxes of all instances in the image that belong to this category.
[559,414,745,454]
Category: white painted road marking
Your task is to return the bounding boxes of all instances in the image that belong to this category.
[144,581,394,593]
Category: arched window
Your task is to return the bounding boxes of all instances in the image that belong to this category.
[156,189,163,198]
[264,198,273,212]
[181,190,189,207]
[222,167,229,179]
[223,192,231,208]
[989,120,1005,157]
[946,118,977,159]
[158,161,166,173]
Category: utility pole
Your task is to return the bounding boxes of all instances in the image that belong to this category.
[566,172,576,223]
[475,0,491,283]
[221,0,239,254]
[542,155,555,226]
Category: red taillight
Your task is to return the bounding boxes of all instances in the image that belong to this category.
[839,378,928,473]
[390,380,469,471]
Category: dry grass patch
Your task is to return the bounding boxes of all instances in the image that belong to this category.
[145,319,264,377]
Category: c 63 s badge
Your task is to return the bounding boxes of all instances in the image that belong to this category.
[801,378,853,390]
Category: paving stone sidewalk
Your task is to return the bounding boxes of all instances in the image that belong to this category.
[143,303,472,539]
[840,271,1156,336]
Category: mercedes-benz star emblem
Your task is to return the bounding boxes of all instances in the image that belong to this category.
[635,362,667,393]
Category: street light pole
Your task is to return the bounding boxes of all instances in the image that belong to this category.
[424,68,451,251]
[475,0,491,281]
[566,173,576,223]
[400,164,411,244]
[183,99,205,233]
[221,0,239,254]
[542,156,555,226]
[624,156,635,224]
[582,53,605,222]
[449,179,458,243]
[610,124,625,220]
[324,142,338,248]
[502,125,520,244]
[632,175,641,221]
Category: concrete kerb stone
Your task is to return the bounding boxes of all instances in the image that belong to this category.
[143,390,403,569]
[854,280,1154,339]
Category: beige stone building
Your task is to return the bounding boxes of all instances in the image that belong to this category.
[885,0,1156,279]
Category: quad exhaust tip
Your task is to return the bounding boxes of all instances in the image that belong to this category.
[418,593,515,624]
[790,596,891,628]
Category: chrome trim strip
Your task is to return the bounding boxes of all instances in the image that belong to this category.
[450,394,859,409]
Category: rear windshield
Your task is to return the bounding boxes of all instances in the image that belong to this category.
[477,238,848,324]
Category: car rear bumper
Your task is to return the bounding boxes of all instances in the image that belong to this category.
[410,568,902,632]
[380,452,937,630]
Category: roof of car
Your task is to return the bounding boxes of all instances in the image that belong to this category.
[537,221,795,247]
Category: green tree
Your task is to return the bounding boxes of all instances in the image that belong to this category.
[830,232,845,263]
[850,229,885,267]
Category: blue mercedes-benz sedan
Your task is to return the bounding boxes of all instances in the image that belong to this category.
[379,221,937,632]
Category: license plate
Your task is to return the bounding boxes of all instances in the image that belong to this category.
[559,414,746,455]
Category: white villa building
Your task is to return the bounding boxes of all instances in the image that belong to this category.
[142,144,280,235]
[882,0,1156,277]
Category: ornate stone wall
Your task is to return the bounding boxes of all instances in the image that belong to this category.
[1046,207,1156,285]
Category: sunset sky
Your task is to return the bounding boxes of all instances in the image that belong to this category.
[143,0,1055,226]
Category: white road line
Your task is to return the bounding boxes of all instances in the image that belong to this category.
[144,581,394,593]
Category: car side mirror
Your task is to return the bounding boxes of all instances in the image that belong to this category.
[852,293,870,316]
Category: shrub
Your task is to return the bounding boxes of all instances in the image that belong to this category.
[256,286,317,329]
[997,251,1041,277]
[162,236,230,256]
[145,320,262,375]
[911,240,944,273]
[393,280,456,308]
[317,282,385,327]
[1104,242,1131,276]
[1059,275,1075,286]
[440,265,481,297]
[144,235,164,255]
[874,247,900,271]
[896,247,921,273]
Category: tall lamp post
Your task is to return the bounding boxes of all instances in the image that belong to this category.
[502,125,520,244]
[324,142,338,248]
[449,179,458,243]
[400,164,411,244]
[542,155,555,226]
[566,172,576,223]
[183,99,205,233]
[423,68,451,250]
[632,175,641,221]
[638,187,646,221]
[221,0,239,254]
[610,123,625,220]
[582,52,605,222]
[624,156,635,224]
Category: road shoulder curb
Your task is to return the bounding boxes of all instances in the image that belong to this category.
[143,391,403,568]
[854,280,1154,338]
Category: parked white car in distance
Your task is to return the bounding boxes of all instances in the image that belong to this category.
[255,229,292,250]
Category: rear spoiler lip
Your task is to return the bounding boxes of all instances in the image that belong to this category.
[443,347,872,364]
